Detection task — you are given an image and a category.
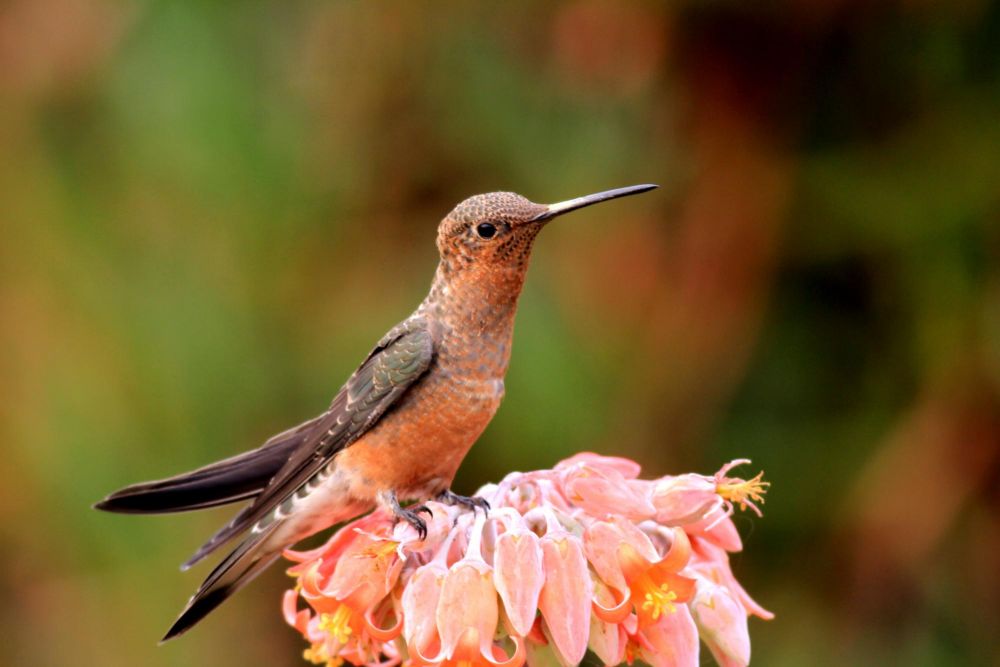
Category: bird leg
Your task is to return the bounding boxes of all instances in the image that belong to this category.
[436,489,490,516]
[382,490,431,540]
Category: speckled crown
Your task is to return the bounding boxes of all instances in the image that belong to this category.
[440,192,547,237]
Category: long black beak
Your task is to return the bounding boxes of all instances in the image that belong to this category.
[531,184,658,223]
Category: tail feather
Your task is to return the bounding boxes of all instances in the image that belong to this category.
[181,505,255,570]
[161,525,281,642]
[94,415,321,514]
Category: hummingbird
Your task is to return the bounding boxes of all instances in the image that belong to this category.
[95,184,657,641]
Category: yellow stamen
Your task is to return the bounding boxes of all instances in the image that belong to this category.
[318,605,354,645]
[360,540,399,560]
[716,471,769,511]
[641,581,678,620]
[303,645,340,666]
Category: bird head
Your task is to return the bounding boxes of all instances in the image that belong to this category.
[435,184,657,275]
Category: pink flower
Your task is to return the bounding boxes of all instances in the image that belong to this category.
[536,510,593,665]
[492,512,544,637]
[282,455,772,666]
[689,576,751,667]
[651,459,770,529]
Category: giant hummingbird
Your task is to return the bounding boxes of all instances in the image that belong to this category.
[95,184,657,640]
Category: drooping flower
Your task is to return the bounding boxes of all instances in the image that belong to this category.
[282,455,772,667]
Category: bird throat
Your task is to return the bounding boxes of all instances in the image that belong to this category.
[426,260,529,337]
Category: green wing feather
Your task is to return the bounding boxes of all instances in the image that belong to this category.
[183,317,435,568]
[162,317,435,640]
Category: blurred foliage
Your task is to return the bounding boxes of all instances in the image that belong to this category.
[2,1,999,666]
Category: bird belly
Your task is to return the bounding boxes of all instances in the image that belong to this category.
[336,373,505,501]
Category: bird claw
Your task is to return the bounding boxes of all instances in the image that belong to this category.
[437,489,490,516]
[391,507,428,541]
[384,491,430,540]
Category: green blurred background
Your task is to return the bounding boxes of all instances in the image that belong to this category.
[2,1,998,665]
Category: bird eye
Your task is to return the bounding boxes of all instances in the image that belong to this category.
[475,222,497,239]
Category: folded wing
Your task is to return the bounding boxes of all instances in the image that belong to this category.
[160,318,435,640]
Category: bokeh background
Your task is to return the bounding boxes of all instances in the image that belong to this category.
[2,1,999,665]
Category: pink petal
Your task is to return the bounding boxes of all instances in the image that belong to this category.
[555,452,642,479]
[656,526,692,574]
[493,530,544,637]
[585,519,659,592]
[588,580,627,665]
[282,589,312,634]
[564,469,657,519]
[297,560,327,599]
[362,600,403,643]
[401,563,445,656]
[326,536,401,611]
[691,539,773,620]
[591,585,631,625]
[638,604,700,667]
[584,524,626,593]
[285,509,390,570]
[687,513,743,552]
[537,536,593,666]
[691,579,751,667]
[436,561,499,660]
[651,475,720,525]
[615,524,689,584]
[479,636,527,667]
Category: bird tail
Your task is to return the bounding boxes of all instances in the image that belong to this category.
[161,524,282,642]
[181,503,256,570]
[93,416,321,514]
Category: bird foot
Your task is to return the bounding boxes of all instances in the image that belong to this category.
[437,489,490,516]
[384,491,431,540]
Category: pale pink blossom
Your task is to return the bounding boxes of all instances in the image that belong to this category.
[282,454,771,667]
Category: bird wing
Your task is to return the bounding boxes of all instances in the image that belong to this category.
[160,318,436,640]
[181,316,435,567]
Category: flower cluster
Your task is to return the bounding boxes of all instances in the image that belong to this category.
[282,454,772,667]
